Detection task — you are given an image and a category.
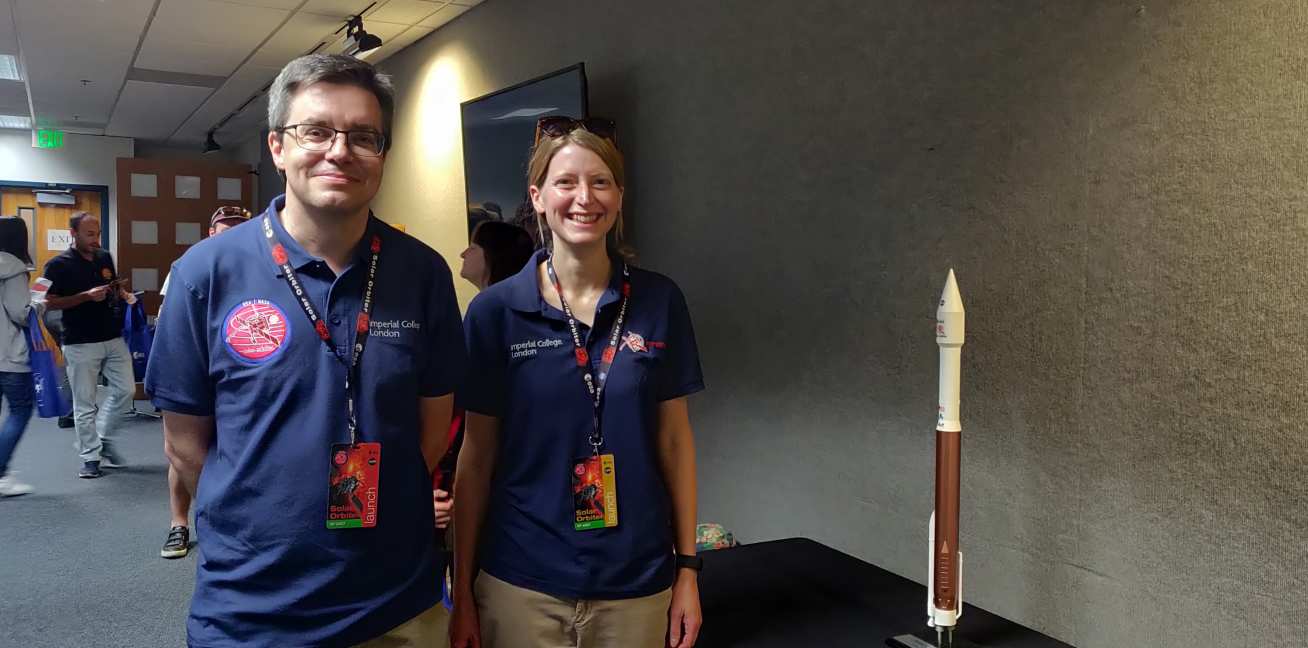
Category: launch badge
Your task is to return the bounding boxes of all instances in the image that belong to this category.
[572,454,619,531]
[327,442,381,529]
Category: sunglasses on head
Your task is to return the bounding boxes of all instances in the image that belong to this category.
[533,116,617,146]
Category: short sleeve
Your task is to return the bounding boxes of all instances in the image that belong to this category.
[459,295,507,417]
[145,264,214,415]
[657,284,705,401]
[420,255,467,397]
[41,258,68,296]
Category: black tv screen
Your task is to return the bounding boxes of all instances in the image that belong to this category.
[460,63,589,241]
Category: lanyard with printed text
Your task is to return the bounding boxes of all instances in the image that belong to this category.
[263,214,380,443]
[546,256,631,455]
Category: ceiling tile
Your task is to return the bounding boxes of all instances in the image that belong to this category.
[249,11,347,67]
[302,0,376,18]
[106,80,214,141]
[14,0,155,125]
[173,64,280,139]
[136,0,288,76]
[355,25,431,64]
[360,20,411,42]
[419,3,470,29]
[138,38,256,78]
[0,5,16,56]
[369,0,446,24]
[0,79,27,114]
[222,0,305,8]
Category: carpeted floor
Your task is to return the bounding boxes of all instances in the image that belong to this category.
[0,404,192,648]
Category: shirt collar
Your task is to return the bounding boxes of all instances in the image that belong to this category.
[261,194,378,277]
[504,248,627,318]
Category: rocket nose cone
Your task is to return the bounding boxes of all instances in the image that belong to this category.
[939,269,964,313]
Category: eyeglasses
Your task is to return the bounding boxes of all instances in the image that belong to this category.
[278,123,386,157]
[533,116,617,146]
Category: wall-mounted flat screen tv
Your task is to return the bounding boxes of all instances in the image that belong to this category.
[460,63,588,242]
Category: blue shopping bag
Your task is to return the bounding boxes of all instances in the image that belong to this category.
[122,300,154,382]
[25,309,72,418]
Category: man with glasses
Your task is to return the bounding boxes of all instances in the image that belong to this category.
[157,205,250,560]
[146,54,466,647]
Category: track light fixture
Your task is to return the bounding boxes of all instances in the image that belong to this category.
[203,130,222,154]
[346,15,383,58]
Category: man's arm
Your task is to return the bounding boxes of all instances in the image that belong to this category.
[45,286,108,310]
[162,411,214,498]
[419,394,454,475]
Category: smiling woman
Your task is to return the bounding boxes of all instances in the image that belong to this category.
[451,119,707,648]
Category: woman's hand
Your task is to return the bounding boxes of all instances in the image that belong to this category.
[434,489,453,529]
[667,569,702,647]
[449,593,481,648]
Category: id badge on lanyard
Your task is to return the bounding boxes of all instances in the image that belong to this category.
[547,257,630,532]
[263,215,385,530]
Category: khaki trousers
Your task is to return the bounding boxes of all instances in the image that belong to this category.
[474,571,672,648]
[355,603,450,648]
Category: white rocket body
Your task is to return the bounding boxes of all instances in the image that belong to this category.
[928,269,965,631]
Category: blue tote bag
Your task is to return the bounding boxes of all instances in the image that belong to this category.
[122,300,154,382]
[25,309,72,418]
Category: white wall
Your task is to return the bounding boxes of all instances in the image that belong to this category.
[0,130,134,256]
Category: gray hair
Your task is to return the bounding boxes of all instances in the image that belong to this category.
[267,54,395,152]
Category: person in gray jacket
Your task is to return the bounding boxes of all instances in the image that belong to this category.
[0,217,35,497]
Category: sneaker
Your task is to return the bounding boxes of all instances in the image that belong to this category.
[78,461,103,479]
[0,475,33,497]
[57,416,74,429]
[100,445,126,469]
[161,525,190,559]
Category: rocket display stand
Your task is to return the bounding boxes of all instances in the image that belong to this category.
[887,270,986,648]
[887,632,985,648]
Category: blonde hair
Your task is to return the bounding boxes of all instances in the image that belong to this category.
[526,128,635,261]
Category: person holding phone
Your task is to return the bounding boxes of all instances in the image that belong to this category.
[450,117,706,648]
[42,212,136,479]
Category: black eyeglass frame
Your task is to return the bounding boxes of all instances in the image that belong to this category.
[276,123,388,157]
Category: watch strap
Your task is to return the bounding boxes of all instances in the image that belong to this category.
[675,553,703,572]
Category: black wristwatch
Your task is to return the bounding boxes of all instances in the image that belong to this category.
[675,553,703,572]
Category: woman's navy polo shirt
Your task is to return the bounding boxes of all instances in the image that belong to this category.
[462,249,705,600]
[145,196,466,647]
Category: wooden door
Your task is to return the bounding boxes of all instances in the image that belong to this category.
[1,187,104,279]
[116,159,254,315]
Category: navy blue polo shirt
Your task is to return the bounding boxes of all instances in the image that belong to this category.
[145,195,466,647]
[462,249,704,600]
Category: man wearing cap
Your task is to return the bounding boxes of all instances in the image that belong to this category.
[146,54,465,646]
[156,205,250,559]
[42,211,137,479]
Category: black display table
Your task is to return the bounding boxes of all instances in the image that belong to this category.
[697,538,1074,648]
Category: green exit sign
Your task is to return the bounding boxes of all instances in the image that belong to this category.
[34,129,64,149]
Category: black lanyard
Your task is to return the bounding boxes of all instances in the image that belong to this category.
[263,215,380,443]
[546,256,631,456]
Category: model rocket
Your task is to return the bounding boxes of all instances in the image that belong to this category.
[927,269,965,647]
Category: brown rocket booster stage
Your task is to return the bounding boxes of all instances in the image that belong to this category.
[928,269,965,647]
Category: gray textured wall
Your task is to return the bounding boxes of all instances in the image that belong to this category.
[381,2,1308,646]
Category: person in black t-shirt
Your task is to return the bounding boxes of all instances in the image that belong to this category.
[42,212,137,479]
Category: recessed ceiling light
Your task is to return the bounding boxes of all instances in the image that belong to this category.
[0,55,20,81]
[0,115,32,129]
